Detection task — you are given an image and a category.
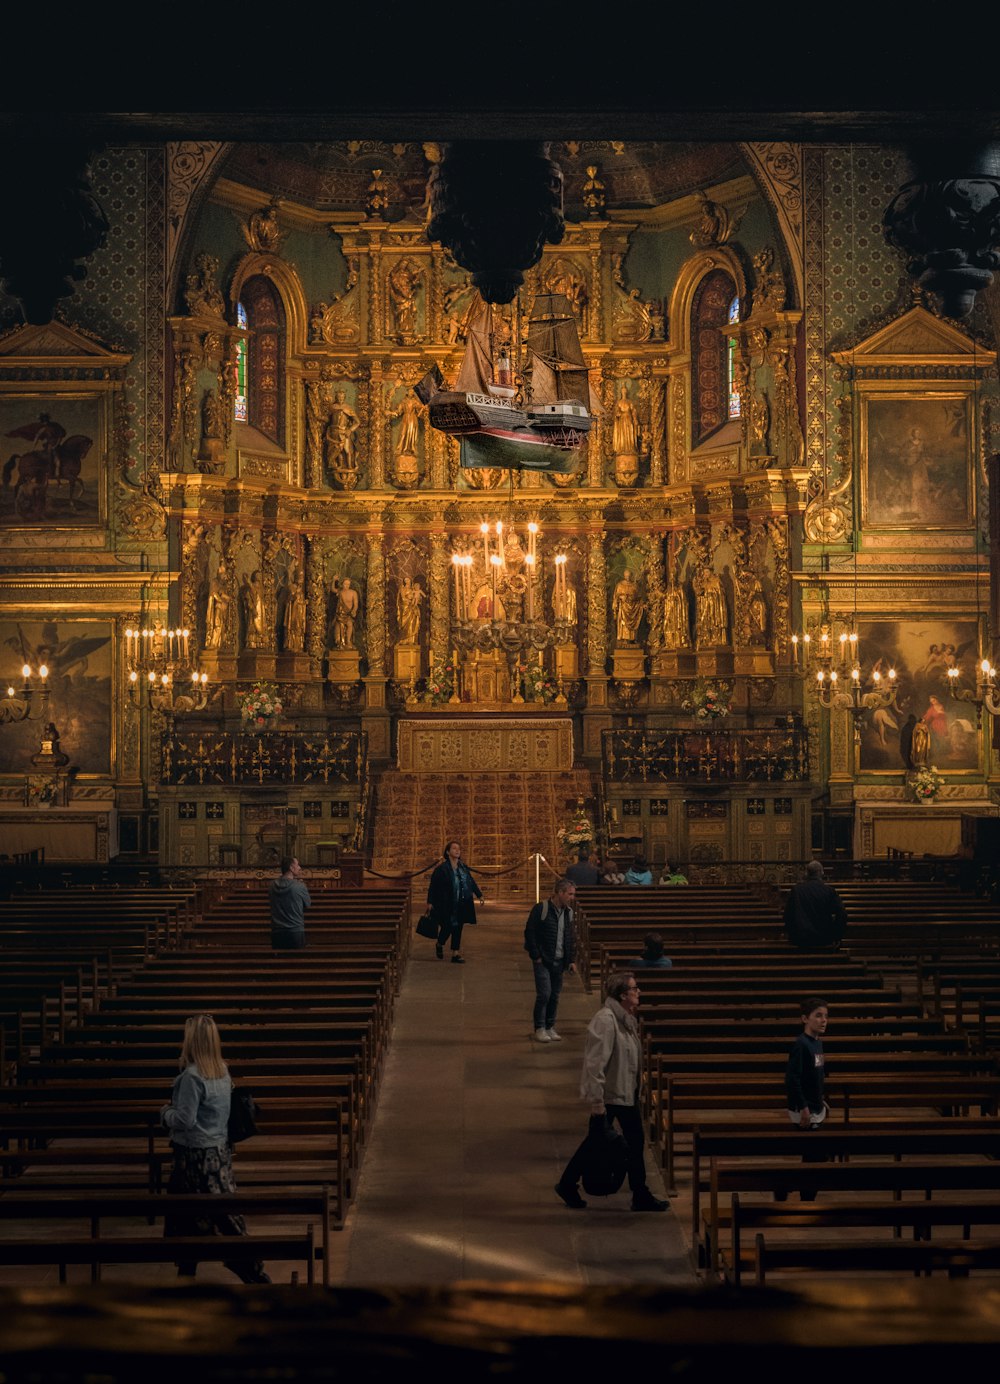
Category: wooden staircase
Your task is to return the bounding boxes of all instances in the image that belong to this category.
[371,767,596,904]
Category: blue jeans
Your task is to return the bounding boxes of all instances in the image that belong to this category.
[532,960,564,1030]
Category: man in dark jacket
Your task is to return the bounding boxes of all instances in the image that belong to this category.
[269,855,311,950]
[783,861,847,950]
[524,878,576,1042]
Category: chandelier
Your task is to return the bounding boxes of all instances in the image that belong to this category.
[793,619,898,720]
[124,620,208,712]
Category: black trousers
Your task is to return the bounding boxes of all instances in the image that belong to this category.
[436,914,463,952]
[559,1103,649,1194]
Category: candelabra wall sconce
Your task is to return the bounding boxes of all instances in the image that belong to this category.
[947,657,1000,720]
[1,662,50,724]
[124,622,208,714]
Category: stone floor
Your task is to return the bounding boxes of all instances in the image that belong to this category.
[341,902,694,1284]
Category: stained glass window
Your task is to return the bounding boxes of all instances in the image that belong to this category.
[727,295,741,420]
[235,302,248,423]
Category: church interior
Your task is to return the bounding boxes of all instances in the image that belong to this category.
[2,93,1000,1371]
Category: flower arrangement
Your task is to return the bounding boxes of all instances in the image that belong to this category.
[908,764,943,802]
[557,804,595,852]
[682,679,731,720]
[25,775,60,807]
[524,662,559,704]
[240,681,283,727]
[421,660,456,705]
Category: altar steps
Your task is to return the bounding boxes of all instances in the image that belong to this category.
[370,767,597,905]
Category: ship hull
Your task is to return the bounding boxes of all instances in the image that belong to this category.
[428,390,524,435]
[460,426,584,474]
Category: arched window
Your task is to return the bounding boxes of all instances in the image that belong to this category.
[691,268,738,446]
[234,301,248,423]
[727,294,741,421]
[236,275,286,445]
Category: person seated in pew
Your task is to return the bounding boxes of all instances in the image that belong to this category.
[782,860,847,950]
[566,847,601,888]
[161,1013,271,1284]
[626,931,672,969]
[624,854,653,886]
[658,861,689,886]
[599,856,625,885]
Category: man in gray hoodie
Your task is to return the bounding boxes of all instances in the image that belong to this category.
[269,855,311,950]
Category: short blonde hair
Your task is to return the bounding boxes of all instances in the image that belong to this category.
[179,1014,228,1080]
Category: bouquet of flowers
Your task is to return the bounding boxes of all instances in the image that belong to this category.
[908,764,943,801]
[240,681,283,727]
[524,662,559,703]
[422,660,456,705]
[557,805,595,852]
[682,679,731,720]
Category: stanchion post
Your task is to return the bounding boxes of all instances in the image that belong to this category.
[535,852,541,903]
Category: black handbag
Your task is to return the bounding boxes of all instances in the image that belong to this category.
[228,1087,259,1144]
[415,910,438,940]
[580,1115,629,1197]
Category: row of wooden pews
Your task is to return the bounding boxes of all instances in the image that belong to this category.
[0,881,410,1284]
[575,879,1000,1285]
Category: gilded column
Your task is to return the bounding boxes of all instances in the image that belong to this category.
[668,371,687,484]
[368,233,383,347]
[305,537,325,660]
[429,528,450,665]
[304,374,326,490]
[365,530,386,676]
[586,529,608,675]
[650,377,666,486]
[366,361,386,490]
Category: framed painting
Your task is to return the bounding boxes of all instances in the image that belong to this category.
[0,619,113,776]
[0,391,107,530]
[855,617,981,773]
[861,392,974,531]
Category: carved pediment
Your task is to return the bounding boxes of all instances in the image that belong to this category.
[832,306,995,368]
[0,319,131,368]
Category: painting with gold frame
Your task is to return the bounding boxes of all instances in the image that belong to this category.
[855,617,981,774]
[0,618,113,776]
[860,392,974,531]
[0,391,107,530]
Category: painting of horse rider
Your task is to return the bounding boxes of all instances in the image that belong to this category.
[0,396,101,527]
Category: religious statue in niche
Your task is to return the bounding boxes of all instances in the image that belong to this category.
[396,576,425,645]
[554,577,577,626]
[324,389,362,490]
[743,575,769,647]
[662,581,693,651]
[388,391,425,489]
[283,562,307,653]
[387,258,421,343]
[203,560,231,650]
[241,570,266,650]
[612,381,640,487]
[329,576,360,649]
[612,568,644,645]
[196,389,225,472]
[694,566,729,648]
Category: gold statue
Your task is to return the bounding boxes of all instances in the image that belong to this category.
[204,560,231,649]
[694,566,728,648]
[283,563,307,653]
[612,568,644,644]
[555,579,577,626]
[241,569,266,649]
[662,582,693,651]
[324,389,361,489]
[330,576,360,649]
[746,576,769,647]
[581,165,607,217]
[389,392,424,488]
[396,576,425,645]
[387,258,420,341]
[183,253,226,319]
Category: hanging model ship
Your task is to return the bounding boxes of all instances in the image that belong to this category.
[415,293,591,474]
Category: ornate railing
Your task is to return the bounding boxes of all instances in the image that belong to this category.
[161,730,366,786]
[603,726,809,783]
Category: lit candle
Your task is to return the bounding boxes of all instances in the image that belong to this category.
[491,553,501,613]
[480,522,490,566]
[792,633,799,667]
[839,632,848,666]
[21,663,31,685]
[452,553,462,614]
[525,552,535,621]
[803,633,811,667]
[496,520,504,565]
[528,520,539,562]
[38,664,48,681]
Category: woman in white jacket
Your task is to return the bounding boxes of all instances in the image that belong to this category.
[554,973,667,1212]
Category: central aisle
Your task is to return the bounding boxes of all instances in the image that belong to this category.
[342,902,694,1283]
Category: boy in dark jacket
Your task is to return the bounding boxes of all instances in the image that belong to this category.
[785,997,828,1128]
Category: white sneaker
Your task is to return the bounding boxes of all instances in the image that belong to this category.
[535,1028,551,1042]
[547,1029,563,1041]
